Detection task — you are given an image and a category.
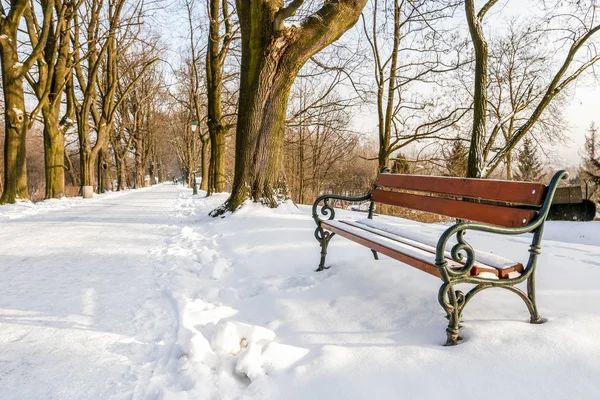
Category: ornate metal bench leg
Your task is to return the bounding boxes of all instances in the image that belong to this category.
[371,250,379,260]
[439,283,464,346]
[315,227,335,272]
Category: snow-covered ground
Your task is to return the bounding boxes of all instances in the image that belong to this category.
[1,184,599,399]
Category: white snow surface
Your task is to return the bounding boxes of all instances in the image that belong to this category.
[1,184,600,399]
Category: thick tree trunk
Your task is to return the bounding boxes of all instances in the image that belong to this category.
[116,157,127,190]
[42,111,65,199]
[378,151,390,174]
[97,140,111,193]
[225,66,295,211]
[1,0,53,203]
[208,127,227,194]
[0,45,29,203]
[211,0,368,215]
[80,147,94,187]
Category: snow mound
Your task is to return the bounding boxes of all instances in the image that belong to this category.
[211,320,276,355]
[210,320,309,381]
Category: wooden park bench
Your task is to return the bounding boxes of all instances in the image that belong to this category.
[312,170,568,345]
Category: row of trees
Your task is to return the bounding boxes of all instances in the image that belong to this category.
[2,0,599,211]
[0,0,168,203]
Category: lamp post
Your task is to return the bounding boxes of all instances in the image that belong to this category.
[191,120,199,195]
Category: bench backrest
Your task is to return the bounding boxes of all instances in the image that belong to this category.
[371,174,548,228]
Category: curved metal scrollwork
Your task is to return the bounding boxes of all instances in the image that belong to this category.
[447,230,476,278]
[320,199,335,221]
[312,193,371,226]
[314,225,332,242]
[438,284,465,313]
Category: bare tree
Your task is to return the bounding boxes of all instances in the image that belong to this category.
[465,0,600,178]
[25,0,80,199]
[72,0,157,194]
[169,55,206,189]
[362,0,466,171]
[0,0,54,203]
[205,0,237,194]
[183,0,210,192]
[285,77,360,204]
[483,20,567,179]
[210,0,369,215]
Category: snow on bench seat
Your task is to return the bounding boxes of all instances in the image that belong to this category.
[321,219,523,279]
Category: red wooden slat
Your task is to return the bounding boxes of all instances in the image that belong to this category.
[370,189,538,227]
[375,174,547,206]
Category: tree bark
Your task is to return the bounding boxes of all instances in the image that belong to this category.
[200,134,210,191]
[0,49,28,202]
[465,0,497,178]
[97,139,111,192]
[377,0,401,172]
[42,112,66,198]
[1,0,53,203]
[208,127,226,194]
[212,0,368,215]
[115,155,127,190]
[505,151,513,180]
[205,0,233,195]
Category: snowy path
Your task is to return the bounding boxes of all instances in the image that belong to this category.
[0,186,183,400]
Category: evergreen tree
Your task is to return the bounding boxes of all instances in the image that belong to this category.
[391,153,411,174]
[513,137,546,182]
[581,122,600,186]
[444,138,468,177]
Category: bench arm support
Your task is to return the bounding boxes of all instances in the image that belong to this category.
[312,193,372,225]
[435,170,568,280]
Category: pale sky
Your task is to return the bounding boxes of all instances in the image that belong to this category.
[563,85,599,167]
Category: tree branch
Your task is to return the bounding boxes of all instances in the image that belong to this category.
[18,0,55,78]
[274,0,305,32]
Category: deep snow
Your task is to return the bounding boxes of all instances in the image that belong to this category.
[1,184,599,399]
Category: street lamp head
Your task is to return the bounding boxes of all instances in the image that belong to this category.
[191,120,198,133]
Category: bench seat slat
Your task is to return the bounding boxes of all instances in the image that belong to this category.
[371,189,538,228]
[321,220,523,279]
[375,174,547,205]
[348,219,518,270]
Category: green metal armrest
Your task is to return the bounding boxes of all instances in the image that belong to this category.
[312,193,372,226]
